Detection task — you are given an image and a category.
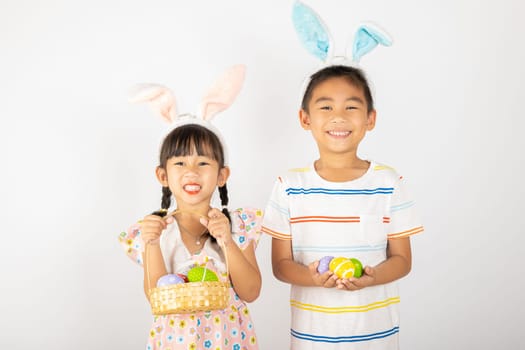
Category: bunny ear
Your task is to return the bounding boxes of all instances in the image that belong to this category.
[129,83,177,123]
[292,1,332,62]
[199,64,246,121]
[351,23,393,63]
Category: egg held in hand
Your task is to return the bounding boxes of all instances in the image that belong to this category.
[317,256,334,274]
[325,256,364,279]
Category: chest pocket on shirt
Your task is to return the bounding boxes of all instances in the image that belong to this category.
[359,214,387,246]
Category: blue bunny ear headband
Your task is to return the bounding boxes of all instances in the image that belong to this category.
[292,1,393,103]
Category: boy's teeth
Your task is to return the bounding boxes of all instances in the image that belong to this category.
[329,131,350,136]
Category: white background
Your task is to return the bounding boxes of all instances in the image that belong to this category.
[1,0,524,349]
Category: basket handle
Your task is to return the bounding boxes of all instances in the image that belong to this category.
[143,209,230,294]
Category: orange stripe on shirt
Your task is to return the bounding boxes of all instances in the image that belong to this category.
[261,226,291,240]
[388,226,424,239]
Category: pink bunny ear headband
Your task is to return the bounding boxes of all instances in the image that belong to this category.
[129,64,247,165]
[292,1,393,104]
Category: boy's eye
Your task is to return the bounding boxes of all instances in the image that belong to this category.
[346,106,358,110]
[320,106,332,111]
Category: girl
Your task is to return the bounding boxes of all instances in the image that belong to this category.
[119,65,262,349]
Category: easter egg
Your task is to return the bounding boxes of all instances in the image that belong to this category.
[317,256,334,274]
[176,273,189,283]
[157,274,185,287]
[350,258,363,278]
[187,266,219,282]
[329,257,356,279]
[328,257,348,272]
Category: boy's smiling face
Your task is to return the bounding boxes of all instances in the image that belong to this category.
[299,76,376,157]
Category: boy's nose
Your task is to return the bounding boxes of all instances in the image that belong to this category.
[330,114,347,123]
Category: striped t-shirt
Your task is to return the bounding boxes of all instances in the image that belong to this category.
[262,161,423,349]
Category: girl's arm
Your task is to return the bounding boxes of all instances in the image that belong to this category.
[222,239,261,302]
[203,208,261,302]
[338,237,412,290]
[140,215,172,299]
[272,237,337,288]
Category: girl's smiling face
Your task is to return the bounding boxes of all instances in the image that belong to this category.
[156,151,229,210]
[299,76,376,157]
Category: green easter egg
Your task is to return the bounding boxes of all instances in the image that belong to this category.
[187,266,219,282]
[350,258,363,278]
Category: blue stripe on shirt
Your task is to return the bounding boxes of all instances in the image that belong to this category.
[291,326,399,343]
[286,187,394,196]
[267,199,290,216]
[391,200,415,212]
[293,243,387,253]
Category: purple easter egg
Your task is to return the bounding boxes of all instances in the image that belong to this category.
[157,273,184,287]
[317,256,334,274]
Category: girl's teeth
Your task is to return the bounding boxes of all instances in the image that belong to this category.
[184,185,200,191]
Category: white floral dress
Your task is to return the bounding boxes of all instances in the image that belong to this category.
[119,208,263,350]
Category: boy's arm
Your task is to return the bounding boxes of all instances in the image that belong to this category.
[338,237,412,290]
[272,238,337,287]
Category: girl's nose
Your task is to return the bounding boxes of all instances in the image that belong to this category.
[183,165,199,176]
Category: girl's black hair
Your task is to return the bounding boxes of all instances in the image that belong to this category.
[156,124,231,226]
[301,65,374,114]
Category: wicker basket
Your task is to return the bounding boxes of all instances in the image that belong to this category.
[145,232,231,315]
[149,280,230,315]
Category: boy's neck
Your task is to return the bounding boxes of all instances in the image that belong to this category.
[314,155,370,182]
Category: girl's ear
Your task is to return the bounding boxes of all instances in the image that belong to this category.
[299,109,311,130]
[292,1,333,62]
[217,166,230,187]
[366,110,377,131]
[155,167,169,186]
[199,65,246,121]
[350,23,393,63]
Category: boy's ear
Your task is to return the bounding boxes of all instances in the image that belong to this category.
[155,167,169,186]
[299,109,311,130]
[366,110,377,131]
[218,166,230,187]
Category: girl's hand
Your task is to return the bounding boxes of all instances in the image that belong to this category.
[308,261,337,288]
[336,265,376,291]
[199,208,233,246]
[139,214,174,245]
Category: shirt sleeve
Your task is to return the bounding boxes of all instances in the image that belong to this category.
[117,222,145,266]
[231,207,264,250]
[387,176,424,239]
[261,177,292,240]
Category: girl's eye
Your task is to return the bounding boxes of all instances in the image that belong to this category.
[174,161,184,166]
[198,162,210,166]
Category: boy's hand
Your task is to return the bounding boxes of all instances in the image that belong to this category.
[200,208,233,246]
[336,265,376,291]
[139,214,174,245]
[308,261,337,288]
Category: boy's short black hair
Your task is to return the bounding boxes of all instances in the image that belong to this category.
[301,65,374,114]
